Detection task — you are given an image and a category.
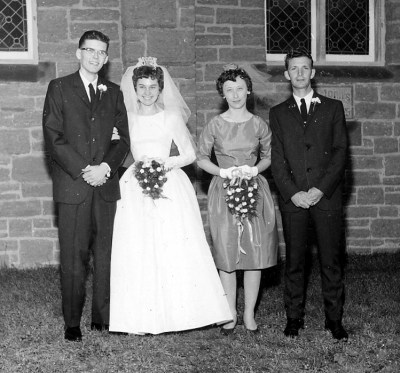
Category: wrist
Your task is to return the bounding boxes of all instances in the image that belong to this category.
[101,162,111,178]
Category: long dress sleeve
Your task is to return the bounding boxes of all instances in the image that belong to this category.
[164,111,196,169]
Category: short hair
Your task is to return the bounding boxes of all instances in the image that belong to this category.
[284,48,314,70]
[79,30,110,50]
[132,65,164,91]
[216,67,252,97]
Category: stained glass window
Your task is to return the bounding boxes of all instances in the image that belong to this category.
[0,0,28,51]
[326,0,369,55]
[266,0,383,65]
[266,0,311,54]
[0,0,37,64]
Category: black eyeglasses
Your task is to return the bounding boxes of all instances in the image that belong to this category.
[80,47,108,58]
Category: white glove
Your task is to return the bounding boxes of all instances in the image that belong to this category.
[250,166,258,177]
[219,167,238,179]
[238,165,258,179]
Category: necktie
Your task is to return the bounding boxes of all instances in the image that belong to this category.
[89,83,96,105]
[300,98,308,123]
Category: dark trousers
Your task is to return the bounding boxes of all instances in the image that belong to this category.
[281,206,345,321]
[57,189,116,328]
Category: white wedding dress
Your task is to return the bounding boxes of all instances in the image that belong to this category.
[109,111,232,334]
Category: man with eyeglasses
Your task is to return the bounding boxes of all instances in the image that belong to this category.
[43,30,130,342]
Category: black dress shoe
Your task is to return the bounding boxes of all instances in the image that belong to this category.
[64,326,82,342]
[91,322,109,331]
[283,318,304,337]
[325,320,348,341]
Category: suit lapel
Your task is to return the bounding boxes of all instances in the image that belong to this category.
[286,93,322,128]
[306,93,322,126]
[286,96,304,127]
[73,72,91,110]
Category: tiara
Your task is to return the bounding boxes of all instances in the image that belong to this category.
[223,63,239,71]
[137,56,158,68]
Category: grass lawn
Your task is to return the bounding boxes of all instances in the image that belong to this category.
[0,252,399,372]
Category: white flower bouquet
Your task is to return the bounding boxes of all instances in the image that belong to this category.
[134,159,168,200]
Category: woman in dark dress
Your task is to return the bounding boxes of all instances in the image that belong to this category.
[197,64,278,333]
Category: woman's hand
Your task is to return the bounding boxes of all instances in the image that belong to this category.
[238,165,258,179]
[219,167,239,179]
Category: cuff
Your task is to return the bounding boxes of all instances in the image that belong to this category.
[101,162,111,178]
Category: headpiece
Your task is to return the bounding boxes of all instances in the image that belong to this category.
[137,56,158,69]
[223,63,239,71]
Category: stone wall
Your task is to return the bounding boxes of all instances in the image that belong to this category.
[194,0,400,255]
[0,0,399,267]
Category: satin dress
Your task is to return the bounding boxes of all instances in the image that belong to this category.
[110,111,232,334]
[198,115,278,272]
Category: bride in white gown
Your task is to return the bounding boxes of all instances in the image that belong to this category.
[109,57,232,334]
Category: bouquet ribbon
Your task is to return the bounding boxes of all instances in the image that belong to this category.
[235,219,256,264]
[236,220,246,264]
[223,169,259,264]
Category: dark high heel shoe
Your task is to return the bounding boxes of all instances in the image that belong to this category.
[245,326,259,334]
[220,315,237,335]
[220,327,235,335]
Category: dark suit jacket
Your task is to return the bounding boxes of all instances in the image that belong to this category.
[43,71,130,204]
[269,93,347,212]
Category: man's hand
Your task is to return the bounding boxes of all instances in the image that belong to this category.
[91,175,108,187]
[291,191,311,209]
[307,187,324,206]
[82,164,109,186]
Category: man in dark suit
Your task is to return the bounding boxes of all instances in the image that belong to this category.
[269,48,348,340]
[43,30,130,341]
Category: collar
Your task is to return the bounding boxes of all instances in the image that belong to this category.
[79,70,98,91]
[293,90,314,111]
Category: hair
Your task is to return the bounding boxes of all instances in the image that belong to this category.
[132,65,164,91]
[216,68,252,97]
[284,47,314,70]
[78,30,110,50]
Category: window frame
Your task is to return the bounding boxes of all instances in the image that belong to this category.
[0,0,38,65]
[265,0,385,66]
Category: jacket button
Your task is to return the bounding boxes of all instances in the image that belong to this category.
[307,168,312,172]
[306,144,311,150]
[91,117,95,121]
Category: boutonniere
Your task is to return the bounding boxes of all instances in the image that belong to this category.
[98,84,107,100]
[311,97,321,111]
